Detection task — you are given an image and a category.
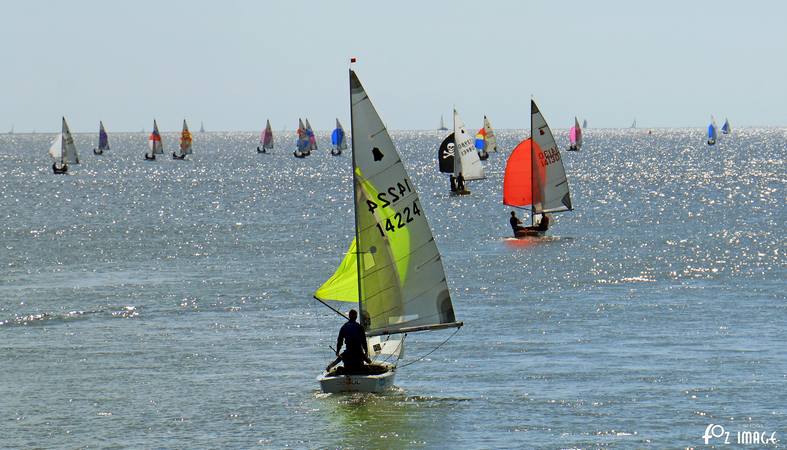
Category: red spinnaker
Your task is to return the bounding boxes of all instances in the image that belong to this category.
[503,138,544,208]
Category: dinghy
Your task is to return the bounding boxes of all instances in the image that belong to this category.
[503,100,573,237]
[450,108,485,195]
[582,118,587,129]
[707,116,718,146]
[567,116,582,151]
[474,115,497,160]
[294,118,309,158]
[314,68,462,394]
[330,118,347,155]
[49,117,80,174]
[257,119,274,153]
[93,121,110,155]
[631,118,637,129]
[721,118,731,135]
[172,120,192,159]
[145,120,163,160]
[199,121,205,133]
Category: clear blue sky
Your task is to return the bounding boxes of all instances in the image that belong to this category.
[2,0,785,132]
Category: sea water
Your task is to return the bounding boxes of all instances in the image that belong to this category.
[0,129,784,448]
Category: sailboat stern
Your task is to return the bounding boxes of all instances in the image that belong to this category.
[317,363,396,394]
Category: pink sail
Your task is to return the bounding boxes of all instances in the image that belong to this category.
[569,126,577,146]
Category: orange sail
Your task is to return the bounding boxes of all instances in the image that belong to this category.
[503,138,545,208]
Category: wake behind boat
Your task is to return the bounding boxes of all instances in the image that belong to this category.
[313,68,462,394]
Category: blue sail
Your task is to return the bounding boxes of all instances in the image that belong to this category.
[707,123,716,140]
[721,119,730,134]
[331,127,344,147]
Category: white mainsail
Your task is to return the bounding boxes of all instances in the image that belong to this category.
[315,70,461,337]
[61,117,79,164]
[483,116,498,152]
[48,133,63,163]
[453,109,485,180]
[531,100,571,214]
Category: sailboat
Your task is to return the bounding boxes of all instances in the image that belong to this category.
[49,117,80,174]
[503,100,573,237]
[173,120,192,159]
[707,116,718,146]
[199,121,205,133]
[8,125,14,135]
[567,116,582,151]
[450,108,485,195]
[582,119,587,129]
[330,118,347,156]
[474,115,498,160]
[438,115,449,131]
[93,121,110,155]
[294,118,309,158]
[721,118,731,134]
[305,118,317,154]
[257,119,274,153]
[438,131,456,175]
[631,118,637,129]
[145,120,164,160]
[314,68,462,394]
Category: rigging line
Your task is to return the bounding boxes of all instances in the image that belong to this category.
[398,327,460,369]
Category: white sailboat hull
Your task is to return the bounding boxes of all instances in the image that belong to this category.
[317,365,396,393]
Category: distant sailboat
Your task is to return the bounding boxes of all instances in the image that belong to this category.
[330,118,347,156]
[49,117,80,174]
[314,68,462,394]
[199,121,205,133]
[721,118,731,135]
[503,100,573,237]
[631,118,637,129]
[438,115,449,131]
[257,119,274,153]
[582,119,587,129]
[450,108,485,195]
[304,118,317,154]
[93,121,110,155]
[567,116,582,151]
[8,125,14,135]
[294,118,309,158]
[145,120,164,160]
[707,116,718,146]
[173,120,192,159]
[474,115,497,160]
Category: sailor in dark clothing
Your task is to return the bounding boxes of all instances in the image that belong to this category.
[524,213,550,233]
[326,309,371,373]
[456,173,466,192]
[450,175,457,192]
[510,211,527,234]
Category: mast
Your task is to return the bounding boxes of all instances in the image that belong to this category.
[349,68,363,316]
[530,100,535,226]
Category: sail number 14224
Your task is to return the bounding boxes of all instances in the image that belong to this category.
[366,179,422,237]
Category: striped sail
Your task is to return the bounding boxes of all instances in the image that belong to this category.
[180,120,193,155]
[531,100,571,214]
[314,70,460,337]
[148,120,164,154]
[453,109,485,180]
[98,121,110,151]
[261,119,274,149]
